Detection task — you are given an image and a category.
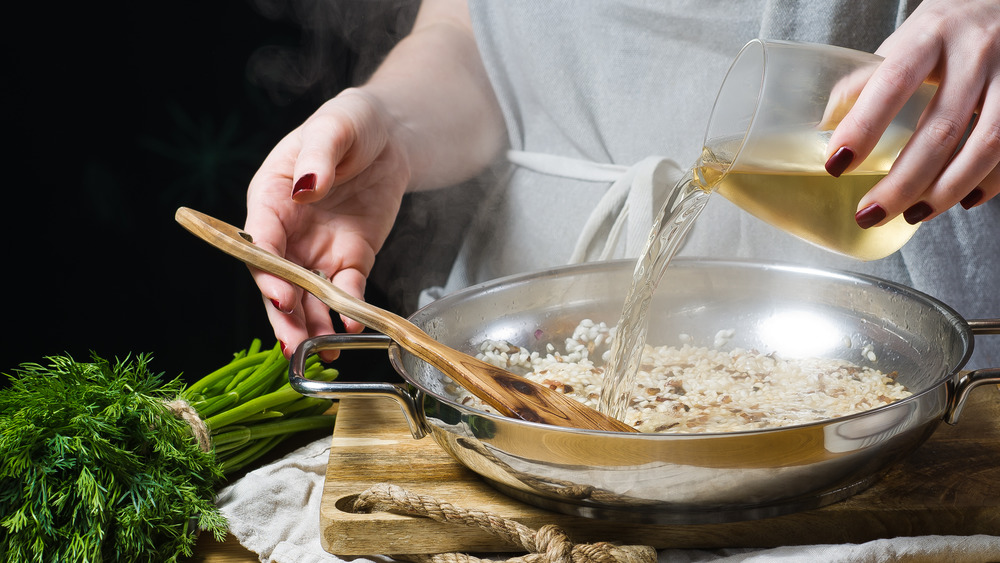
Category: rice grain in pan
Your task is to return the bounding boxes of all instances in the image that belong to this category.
[470,319,912,433]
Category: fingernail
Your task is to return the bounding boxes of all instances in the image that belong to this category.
[279,341,287,355]
[291,173,317,197]
[903,201,934,224]
[825,147,855,178]
[269,298,295,315]
[855,203,886,229]
[961,187,984,209]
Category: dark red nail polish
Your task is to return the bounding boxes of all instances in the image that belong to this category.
[291,173,317,197]
[961,187,984,210]
[855,203,886,229]
[825,147,855,178]
[270,298,283,311]
[279,341,287,355]
[903,201,933,224]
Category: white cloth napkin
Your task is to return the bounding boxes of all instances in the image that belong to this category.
[216,435,1000,562]
[215,435,390,563]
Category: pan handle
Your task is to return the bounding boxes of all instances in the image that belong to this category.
[969,318,1000,335]
[289,333,427,439]
[946,319,1000,425]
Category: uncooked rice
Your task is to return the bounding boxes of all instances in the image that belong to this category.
[468,319,911,433]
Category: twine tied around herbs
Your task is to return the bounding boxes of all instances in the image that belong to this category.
[352,483,657,563]
[164,398,213,452]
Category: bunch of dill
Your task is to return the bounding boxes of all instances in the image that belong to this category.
[0,353,227,562]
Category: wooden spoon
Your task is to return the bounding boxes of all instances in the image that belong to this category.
[176,207,636,432]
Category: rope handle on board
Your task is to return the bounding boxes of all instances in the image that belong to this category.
[352,483,657,563]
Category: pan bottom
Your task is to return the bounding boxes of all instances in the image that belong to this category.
[483,472,885,525]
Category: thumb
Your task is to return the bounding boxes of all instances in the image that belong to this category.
[290,90,388,204]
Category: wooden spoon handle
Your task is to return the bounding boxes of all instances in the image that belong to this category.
[174,208,411,336]
[175,207,636,432]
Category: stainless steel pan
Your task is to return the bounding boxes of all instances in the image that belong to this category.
[290,259,1000,524]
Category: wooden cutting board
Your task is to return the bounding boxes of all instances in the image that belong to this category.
[319,387,1000,556]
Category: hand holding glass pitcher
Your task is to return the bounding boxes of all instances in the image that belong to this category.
[825,0,1000,229]
[702,0,1000,261]
[700,40,934,261]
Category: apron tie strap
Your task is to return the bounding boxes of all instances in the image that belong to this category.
[506,150,683,263]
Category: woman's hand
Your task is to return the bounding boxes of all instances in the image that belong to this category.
[244,89,410,357]
[242,0,505,358]
[824,0,1000,228]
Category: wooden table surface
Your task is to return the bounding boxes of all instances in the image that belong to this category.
[188,534,258,562]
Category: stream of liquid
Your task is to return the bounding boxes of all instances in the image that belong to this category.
[598,127,918,421]
[597,164,715,421]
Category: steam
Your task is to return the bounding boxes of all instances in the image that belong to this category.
[245,0,419,105]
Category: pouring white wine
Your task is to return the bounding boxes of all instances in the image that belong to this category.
[599,40,935,421]
[599,124,918,419]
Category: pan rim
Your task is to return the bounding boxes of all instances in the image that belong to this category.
[393,257,973,437]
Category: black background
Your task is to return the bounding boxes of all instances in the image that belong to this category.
[3,0,422,384]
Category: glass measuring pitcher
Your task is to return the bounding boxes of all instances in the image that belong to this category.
[699,39,936,261]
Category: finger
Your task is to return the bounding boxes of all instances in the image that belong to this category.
[331,267,369,334]
[291,91,386,204]
[252,259,309,358]
[824,39,939,178]
[962,164,1000,210]
[300,291,340,361]
[288,110,349,203]
[911,93,1000,220]
[243,201,307,318]
[856,58,985,224]
[261,293,311,359]
[249,264,303,315]
[243,130,309,302]
[818,66,876,130]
